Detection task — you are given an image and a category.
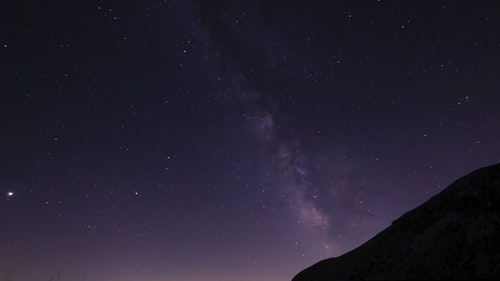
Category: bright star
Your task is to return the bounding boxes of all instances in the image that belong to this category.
[7,191,14,197]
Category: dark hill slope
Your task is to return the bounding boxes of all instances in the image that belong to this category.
[293,163,500,280]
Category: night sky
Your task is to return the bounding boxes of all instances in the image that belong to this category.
[1,1,499,281]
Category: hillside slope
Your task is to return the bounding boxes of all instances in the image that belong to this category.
[292,163,500,280]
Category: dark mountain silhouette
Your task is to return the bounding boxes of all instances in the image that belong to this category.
[293,163,500,280]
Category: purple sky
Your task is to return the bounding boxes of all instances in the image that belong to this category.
[1,1,499,280]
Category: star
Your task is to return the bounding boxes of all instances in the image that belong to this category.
[7,191,14,197]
